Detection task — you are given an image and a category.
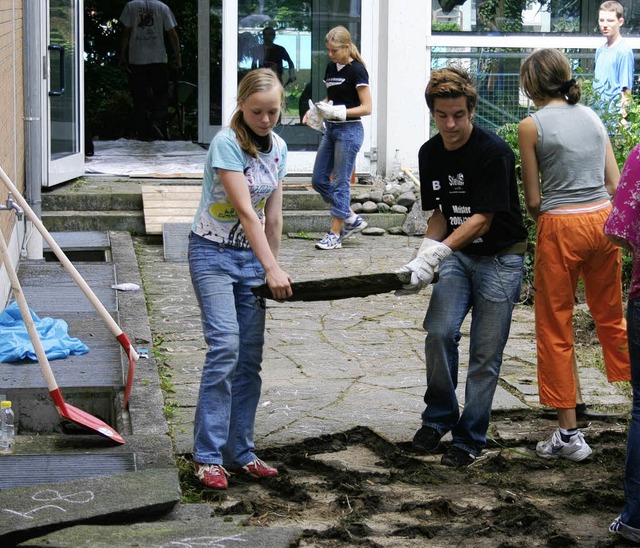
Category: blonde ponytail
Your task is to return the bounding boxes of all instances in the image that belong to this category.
[325,26,366,67]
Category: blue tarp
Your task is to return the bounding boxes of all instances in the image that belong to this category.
[0,301,89,363]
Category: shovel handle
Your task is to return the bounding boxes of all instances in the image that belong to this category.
[0,167,138,362]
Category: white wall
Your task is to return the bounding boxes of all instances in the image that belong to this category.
[377,0,430,176]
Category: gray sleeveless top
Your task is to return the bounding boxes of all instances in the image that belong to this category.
[530,103,610,213]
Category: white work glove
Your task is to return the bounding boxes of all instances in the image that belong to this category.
[305,100,324,131]
[316,100,347,121]
[398,238,452,290]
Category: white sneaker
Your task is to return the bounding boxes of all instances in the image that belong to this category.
[315,231,342,250]
[536,429,592,461]
[609,515,640,542]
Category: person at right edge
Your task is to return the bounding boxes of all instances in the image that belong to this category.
[518,48,630,463]
[604,143,640,544]
[399,66,528,468]
[303,25,372,250]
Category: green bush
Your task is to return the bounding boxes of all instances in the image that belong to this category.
[432,22,462,32]
[580,77,640,168]
[496,122,537,246]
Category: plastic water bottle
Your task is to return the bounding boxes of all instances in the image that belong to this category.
[392,149,401,178]
[0,400,15,454]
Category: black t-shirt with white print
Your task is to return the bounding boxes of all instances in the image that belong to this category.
[324,60,369,120]
[419,125,527,256]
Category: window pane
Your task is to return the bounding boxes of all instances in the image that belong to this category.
[50,0,79,157]
[431,0,640,35]
[236,0,361,151]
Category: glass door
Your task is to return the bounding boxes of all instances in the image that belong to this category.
[199,0,372,175]
[45,0,85,187]
[198,0,224,144]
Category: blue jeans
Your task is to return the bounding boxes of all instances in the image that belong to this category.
[620,297,640,530]
[188,233,266,468]
[421,251,524,456]
[311,121,364,220]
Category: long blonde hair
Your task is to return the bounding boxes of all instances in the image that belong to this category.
[230,68,285,158]
[325,26,365,67]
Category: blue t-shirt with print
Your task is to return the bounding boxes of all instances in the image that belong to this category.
[191,127,287,248]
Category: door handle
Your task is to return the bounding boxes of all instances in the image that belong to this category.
[48,44,66,97]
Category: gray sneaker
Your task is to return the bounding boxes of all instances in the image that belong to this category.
[341,215,368,239]
[535,429,592,461]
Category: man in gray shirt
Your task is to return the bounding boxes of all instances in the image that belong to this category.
[119,0,181,140]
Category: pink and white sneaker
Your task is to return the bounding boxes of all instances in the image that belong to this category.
[193,462,229,489]
[229,457,279,479]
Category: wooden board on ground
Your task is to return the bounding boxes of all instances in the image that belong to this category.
[141,185,202,235]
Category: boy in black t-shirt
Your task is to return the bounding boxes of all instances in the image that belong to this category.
[398,66,527,468]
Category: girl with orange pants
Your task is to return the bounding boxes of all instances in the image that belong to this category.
[535,205,630,405]
[518,48,630,462]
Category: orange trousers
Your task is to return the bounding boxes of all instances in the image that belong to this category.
[535,202,630,408]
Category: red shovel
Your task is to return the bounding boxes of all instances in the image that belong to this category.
[0,229,125,444]
[0,167,138,407]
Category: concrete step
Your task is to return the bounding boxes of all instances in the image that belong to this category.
[42,210,146,236]
[283,210,406,234]
[42,189,143,212]
[43,186,328,212]
[0,229,179,544]
[42,208,406,236]
[41,177,403,236]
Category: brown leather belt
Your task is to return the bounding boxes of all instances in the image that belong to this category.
[497,241,528,256]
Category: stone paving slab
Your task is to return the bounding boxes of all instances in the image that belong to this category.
[19,506,301,547]
[0,468,180,546]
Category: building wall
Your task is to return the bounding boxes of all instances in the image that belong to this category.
[0,0,25,305]
[377,0,430,176]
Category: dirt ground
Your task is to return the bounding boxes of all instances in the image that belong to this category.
[178,409,635,547]
[173,303,635,547]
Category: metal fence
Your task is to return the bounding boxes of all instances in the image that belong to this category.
[430,47,640,132]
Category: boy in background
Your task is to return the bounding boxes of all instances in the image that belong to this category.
[594,1,634,117]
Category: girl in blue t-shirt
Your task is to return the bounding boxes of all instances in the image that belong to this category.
[188,68,292,490]
[303,26,373,250]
